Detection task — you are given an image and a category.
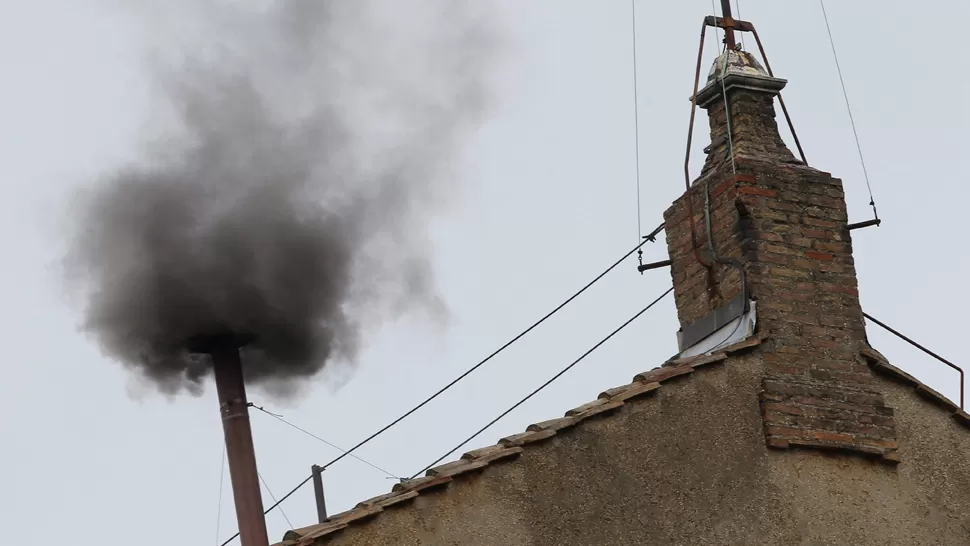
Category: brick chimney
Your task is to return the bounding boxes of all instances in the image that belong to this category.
[663,50,898,460]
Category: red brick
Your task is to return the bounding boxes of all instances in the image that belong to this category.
[738,186,778,197]
[805,251,834,261]
[725,173,757,185]
[804,218,841,229]
[765,425,805,438]
[812,431,855,443]
[802,228,834,240]
[789,258,818,270]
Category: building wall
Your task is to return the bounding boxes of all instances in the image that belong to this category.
[319,355,970,546]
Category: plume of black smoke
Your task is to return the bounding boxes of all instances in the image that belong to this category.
[64,0,493,395]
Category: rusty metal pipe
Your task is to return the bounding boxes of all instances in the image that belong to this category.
[637,259,673,273]
[197,335,269,546]
[750,28,808,166]
[863,313,964,410]
[719,0,737,50]
[847,219,881,231]
[312,464,328,523]
[684,19,713,270]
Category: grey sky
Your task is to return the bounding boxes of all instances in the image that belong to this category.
[1,1,967,544]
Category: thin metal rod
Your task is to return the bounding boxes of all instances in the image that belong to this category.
[847,219,881,231]
[684,19,713,270]
[220,475,313,546]
[212,347,269,546]
[819,0,879,222]
[863,312,964,409]
[719,0,737,49]
[311,465,328,523]
[632,0,643,253]
[749,28,808,166]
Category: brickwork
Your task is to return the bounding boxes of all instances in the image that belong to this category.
[664,60,898,460]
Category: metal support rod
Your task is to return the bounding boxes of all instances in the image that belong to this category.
[637,259,673,273]
[211,343,269,546]
[749,28,808,166]
[719,0,737,49]
[847,219,881,231]
[863,312,964,409]
[311,465,328,523]
[684,19,714,270]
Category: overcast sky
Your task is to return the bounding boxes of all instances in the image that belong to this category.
[1,1,967,544]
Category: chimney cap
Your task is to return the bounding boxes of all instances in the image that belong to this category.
[692,50,788,108]
[708,50,768,81]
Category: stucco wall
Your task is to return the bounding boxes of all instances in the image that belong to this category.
[318,355,970,546]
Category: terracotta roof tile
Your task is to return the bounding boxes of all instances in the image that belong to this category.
[599,381,661,402]
[295,522,348,544]
[633,364,694,384]
[356,490,418,509]
[327,503,383,526]
[273,335,766,546]
[427,458,490,478]
[565,397,624,419]
[858,348,969,431]
[915,384,961,413]
[527,416,579,433]
[663,352,727,369]
[499,428,557,447]
[461,445,524,464]
[861,348,921,387]
[391,474,452,494]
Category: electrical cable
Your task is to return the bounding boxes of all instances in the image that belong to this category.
[304,237,655,473]
[218,235,664,546]
[219,473,313,545]
[251,404,400,479]
[631,0,644,266]
[818,0,879,220]
[258,472,293,530]
[409,286,674,479]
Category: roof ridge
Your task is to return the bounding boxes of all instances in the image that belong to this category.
[859,346,969,421]
[276,334,766,546]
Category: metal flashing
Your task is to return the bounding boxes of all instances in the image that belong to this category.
[678,299,757,359]
[679,293,747,350]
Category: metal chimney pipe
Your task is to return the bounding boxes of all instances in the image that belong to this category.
[311,464,328,523]
[193,334,269,546]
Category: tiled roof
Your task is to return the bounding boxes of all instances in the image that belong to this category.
[275,335,765,546]
[859,347,970,426]
[275,338,970,546]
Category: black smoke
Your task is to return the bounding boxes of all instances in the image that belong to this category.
[64,0,493,394]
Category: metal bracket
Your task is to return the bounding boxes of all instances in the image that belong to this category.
[637,259,672,273]
[848,219,881,231]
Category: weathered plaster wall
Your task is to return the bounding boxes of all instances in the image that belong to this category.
[317,355,970,546]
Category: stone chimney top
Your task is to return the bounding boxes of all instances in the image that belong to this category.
[694,50,787,109]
